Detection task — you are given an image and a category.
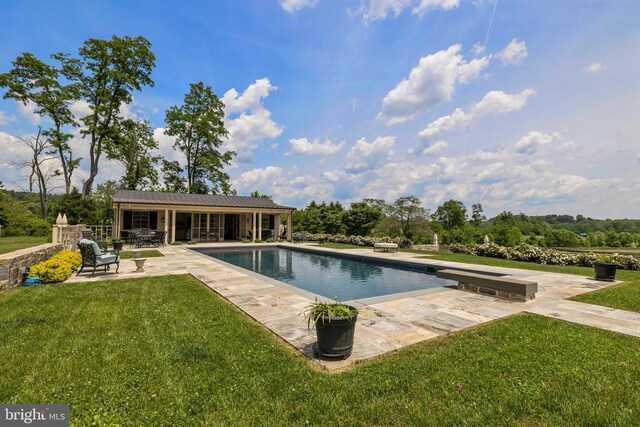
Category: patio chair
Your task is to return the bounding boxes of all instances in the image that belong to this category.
[77,239,120,277]
[128,231,139,248]
[151,231,166,246]
[120,230,131,245]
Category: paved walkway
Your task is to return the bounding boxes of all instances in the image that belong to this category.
[66,243,640,371]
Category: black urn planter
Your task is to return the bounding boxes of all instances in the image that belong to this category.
[113,241,124,252]
[313,308,358,359]
[594,262,617,281]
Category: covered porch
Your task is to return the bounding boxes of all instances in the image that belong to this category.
[112,190,295,245]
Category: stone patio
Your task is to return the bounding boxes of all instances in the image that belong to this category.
[65,242,639,371]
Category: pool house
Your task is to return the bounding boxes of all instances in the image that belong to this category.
[112,190,296,244]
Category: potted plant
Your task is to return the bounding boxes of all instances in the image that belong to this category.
[594,254,618,281]
[112,238,124,252]
[303,300,358,359]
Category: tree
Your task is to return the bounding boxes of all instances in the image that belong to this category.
[105,118,160,190]
[161,160,187,193]
[388,196,429,239]
[250,191,272,200]
[433,199,467,230]
[343,202,383,236]
[0,52,78,193]
[470,203,486,226]
[92,180,120,225]
[48,188,98,225]
[15,127,58,219]
[165,82,234,194]
[59,35,156,197]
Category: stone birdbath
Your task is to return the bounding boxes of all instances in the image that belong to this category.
[133,258,147,272]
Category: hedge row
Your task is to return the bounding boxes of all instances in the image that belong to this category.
[29,250,83,283]
[450,243,640,271]
[293,233,413,249]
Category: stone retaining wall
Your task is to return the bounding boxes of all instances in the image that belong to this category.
[0,243,62,290]
[458,282,533,302]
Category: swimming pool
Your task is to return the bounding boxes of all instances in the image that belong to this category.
[194,246,456,301]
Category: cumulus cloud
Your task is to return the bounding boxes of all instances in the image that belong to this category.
[233,166,284,189]
[360,0,460,23]
[584,62,602,73]
[0,111,16,125]
[16,100,41,125]
[497,39,528,65]
[415,88,535,144]
[222,78,283,161]
[280,0,317,13]
[345,136,396,172]
[286,137,346,156]
[413,139,448,155]
[514,131,559,154]
[377,45,490,126]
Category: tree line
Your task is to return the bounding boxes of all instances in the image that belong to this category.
[292,197,640,248]
[0,35,236,222]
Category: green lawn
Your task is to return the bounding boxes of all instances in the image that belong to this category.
[1,275,640,425]
[118,249,164,259]
[0,236,50,255]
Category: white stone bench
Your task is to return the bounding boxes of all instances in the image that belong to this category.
[374,243,399,252]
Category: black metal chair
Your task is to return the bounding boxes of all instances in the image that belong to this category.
[77,240,120,277]
[151,231,166,246]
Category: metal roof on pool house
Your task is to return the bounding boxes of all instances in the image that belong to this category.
[113,190,296,210]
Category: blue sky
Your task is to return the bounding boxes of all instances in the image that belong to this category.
[1,0,639,218]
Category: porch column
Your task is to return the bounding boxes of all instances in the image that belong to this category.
[252,211,257,242]
[113,207,118,239]
[171,209,177,243]
[164,209,169,245]
[258,212,263,241]
[287,212,292,240]
[206,212,210,240]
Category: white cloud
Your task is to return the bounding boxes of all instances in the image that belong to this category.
[0,111,16,125]
[222,78,283,161]
[584,62,602,73]
[377,45,490,126]
[361,0,459,23]
[16,101,41,125]
[514,131,559,154]
[417,140,449,155]
[497,39,528,65]
[345,136,395,172]
[417,88,535,140]
[233,166,284,189]
[280,0,317,13]
[471,42,485,56]
[286,137,346,156]
[69,100,92,119]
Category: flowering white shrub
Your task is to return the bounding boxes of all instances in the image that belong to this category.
[450,243,640,270]
[293,233,413,249]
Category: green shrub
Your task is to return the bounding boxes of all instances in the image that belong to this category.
[29,250,82,284]
[254,239,263,243]
[242,239,251,243]
[171,241,183,246]
[187,240,197,245]
[449,243,640,271]
[266,238,276,243]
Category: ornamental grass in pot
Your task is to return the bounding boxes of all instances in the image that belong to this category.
[303,300,358,359]
[594,254,618,281]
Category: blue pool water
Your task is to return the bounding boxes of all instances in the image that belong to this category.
[195,246,455,301]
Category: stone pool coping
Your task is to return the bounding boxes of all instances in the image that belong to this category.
[65,242,634,371]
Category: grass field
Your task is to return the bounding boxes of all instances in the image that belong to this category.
[554,247,640,257]
[2,274,640,426]
[0,236,50,255]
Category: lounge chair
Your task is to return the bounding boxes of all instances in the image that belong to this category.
[77,239,120,277]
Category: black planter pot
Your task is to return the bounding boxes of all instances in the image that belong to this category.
[313,307,358,359]
[594,262,617,281]
[113,242,124,252]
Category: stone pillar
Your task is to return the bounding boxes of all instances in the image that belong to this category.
[252,211,257,242]
[287,212,292,240]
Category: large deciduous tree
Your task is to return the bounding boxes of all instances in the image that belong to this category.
[433,199,468,230]
[106,118,160,190]
[0,52,78,193]
[59,35,155,198]
[388,196,429,239]
[164,82,234,194]
[343,202,383,236]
